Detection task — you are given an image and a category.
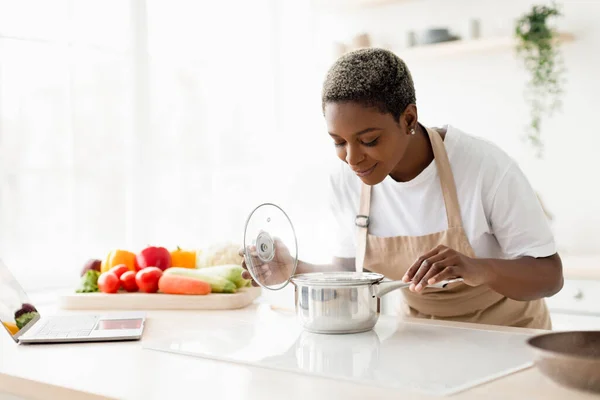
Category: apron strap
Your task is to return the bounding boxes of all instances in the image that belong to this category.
[355,183,371,273]
[426,126,463,229]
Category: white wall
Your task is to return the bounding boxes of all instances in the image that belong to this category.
[311,0,600,257]
[1,0,597,294]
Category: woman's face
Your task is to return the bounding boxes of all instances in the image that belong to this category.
[324,101,415,185]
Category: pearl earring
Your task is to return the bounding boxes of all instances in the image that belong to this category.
[410,128,416,135]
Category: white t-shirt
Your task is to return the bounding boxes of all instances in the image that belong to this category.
[328,125,556,260]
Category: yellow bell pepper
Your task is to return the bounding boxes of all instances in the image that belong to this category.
[3,321,19,335]
[101,249,137,273]
[170,247,196,269]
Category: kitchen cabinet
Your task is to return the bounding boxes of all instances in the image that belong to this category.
[546,279,600,315]
[546,278,600,331]
[550,312,600,331]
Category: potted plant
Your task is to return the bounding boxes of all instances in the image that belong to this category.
[514,2,566,158]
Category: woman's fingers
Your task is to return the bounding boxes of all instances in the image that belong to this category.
[411,250,454,291]
[403,248,439,282]
[410,261,447,292]
[412,263,444,292]
[415,260,457,292]
[240,246,263,286]
[403,245,447,282]
[406,248,450,288]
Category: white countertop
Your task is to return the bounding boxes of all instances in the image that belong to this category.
[144,306,541,397]
[0,302,599,400]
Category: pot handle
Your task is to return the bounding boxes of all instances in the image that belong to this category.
[373,278,463,298]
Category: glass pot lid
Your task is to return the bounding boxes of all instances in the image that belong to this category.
[290,271,384,286]
[243,203,299,290]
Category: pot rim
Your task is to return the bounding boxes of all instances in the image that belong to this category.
[289,271,385,287]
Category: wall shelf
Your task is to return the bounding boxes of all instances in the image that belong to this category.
[391,32,575,61]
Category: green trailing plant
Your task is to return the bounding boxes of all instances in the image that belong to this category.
[515,2,566,158]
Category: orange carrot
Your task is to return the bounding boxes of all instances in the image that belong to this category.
[158,274,211,295]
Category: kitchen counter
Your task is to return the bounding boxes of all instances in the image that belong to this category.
[0,302,598,400]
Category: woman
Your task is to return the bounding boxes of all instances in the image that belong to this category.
[242,48,563,329]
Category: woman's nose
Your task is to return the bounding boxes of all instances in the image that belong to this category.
[345,144,364,166]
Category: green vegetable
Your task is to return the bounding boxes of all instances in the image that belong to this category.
[514,2,565,157]
[16,312,39,329]
[14,303,37,319]
[196,264,250,288]
[164,268,237,293]
[76,270,101,293]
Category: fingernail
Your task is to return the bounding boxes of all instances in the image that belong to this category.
[428,278,436,284]
[409,283,415,291]
[415,283,422,291]
[402,276,409,282]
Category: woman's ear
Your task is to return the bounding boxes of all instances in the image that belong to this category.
[402,104,418,134]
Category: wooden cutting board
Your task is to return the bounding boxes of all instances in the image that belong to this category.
[58,287,262,311]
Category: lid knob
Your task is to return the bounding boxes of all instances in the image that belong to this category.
[256,231,275,263]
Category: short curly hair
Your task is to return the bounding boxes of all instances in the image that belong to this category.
[321,48,416,122]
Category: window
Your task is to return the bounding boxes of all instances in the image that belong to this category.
[0,0,335,291]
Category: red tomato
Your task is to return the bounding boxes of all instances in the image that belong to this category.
[120,270,138,292]
[109,264,130,279]
[135,267,162,293]
[98,272,120,294]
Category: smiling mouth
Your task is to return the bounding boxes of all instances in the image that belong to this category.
[355,163,378,177]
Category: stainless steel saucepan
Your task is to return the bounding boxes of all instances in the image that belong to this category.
[288,271,460,334]
[243,203,462,334]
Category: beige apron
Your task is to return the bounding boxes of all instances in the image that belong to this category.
[355,126,551,329]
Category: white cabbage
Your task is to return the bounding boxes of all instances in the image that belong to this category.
[196,242,243,268]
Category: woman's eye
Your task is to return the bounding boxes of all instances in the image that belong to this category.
[362,138,379,147]
[334,141,346,148]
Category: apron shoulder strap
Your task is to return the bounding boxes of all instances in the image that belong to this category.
[426,127,463,229]
[355,183,371,273]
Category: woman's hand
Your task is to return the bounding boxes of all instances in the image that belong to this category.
[402,245,491,293]
[239,237,295,287]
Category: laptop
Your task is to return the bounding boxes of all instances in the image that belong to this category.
[0,259,146,344]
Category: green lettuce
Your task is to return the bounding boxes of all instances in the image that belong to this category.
[16,311,39,329]
[76,269,100,293]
